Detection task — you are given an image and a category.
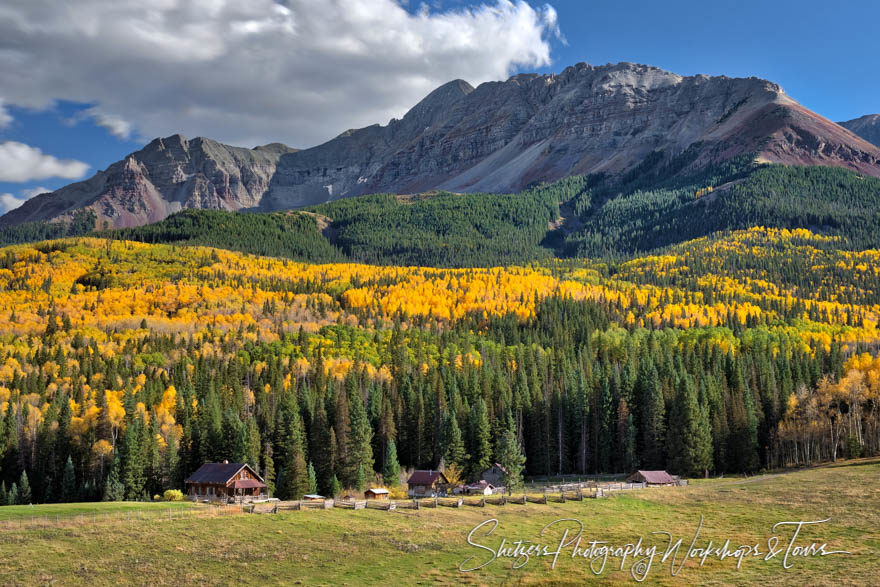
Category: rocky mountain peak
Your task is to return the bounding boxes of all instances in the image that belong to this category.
[840,114,880,147]
[4,61,880,229]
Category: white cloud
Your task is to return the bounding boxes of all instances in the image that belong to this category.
[0,0,560,148]
[0,99,11,129]
[0,186,51,213]
[86,109,133,140]
[0,141,89,182]
[0,193,26,213]
[21,185,50,199]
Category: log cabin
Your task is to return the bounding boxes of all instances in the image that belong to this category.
[185,461,267,501]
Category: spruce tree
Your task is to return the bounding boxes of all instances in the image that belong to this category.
[18,470,31,504]
[347,388,374,487]
[382,440,401,486]
[495,428,526,492]
[468,398,492,479]
[262,442,276,496]
[307,461,318,495]
[8,482,17,506]
[329,474,341,498]
[443,410,467,467]
[61,456,76,502]
[277,408,308,500]
[103,456,125,501]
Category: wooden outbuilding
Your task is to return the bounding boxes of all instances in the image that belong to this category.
[406,470,449,497]
[185,461,267,501]
[481,463,508,486]
[303,494,325,502]
[625,470,676,486]
[463,480,496,496]
[364,488,390,500]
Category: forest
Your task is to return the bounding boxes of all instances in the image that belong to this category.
[0,227,878,505]
[5,162,880,269]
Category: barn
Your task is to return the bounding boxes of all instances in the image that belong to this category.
[480,463,508,486]
[364,488,390,500]
[406,470,449,497]
[185,461,267,501]
[625,470,676,486]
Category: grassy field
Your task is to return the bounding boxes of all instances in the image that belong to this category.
[0,500,195,522]
[0,460,877,585]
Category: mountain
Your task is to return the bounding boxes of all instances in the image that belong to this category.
[4,62,880,229]
[840,114,880,147]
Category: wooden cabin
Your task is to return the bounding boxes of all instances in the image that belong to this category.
[185,461,267,501]
[626,470,676,486]
[406,470,449,497]
[365,488,390,500]
[481,463,508,486]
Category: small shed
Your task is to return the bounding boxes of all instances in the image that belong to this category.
[463,480,495,496]
[303,494,325,502]
[481,463,508,486]
[626,470,676,486]
[365,488,390,500]
[185,461,267,501]
[406,470,449,497]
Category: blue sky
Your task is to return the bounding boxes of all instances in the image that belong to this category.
[1,0,877,211]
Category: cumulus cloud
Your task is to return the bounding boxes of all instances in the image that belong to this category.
[0,100,11,129]
[0,0,560,147]
[0,141,89,182]
[0,186,51,213]
[87,109,134,140]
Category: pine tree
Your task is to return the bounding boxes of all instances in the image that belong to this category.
[277,408,308,500]
[347,387,374,487]
[468,398,492,479]
[666,374,712,476]
[262,442,276,496]
[0,481,6,505]
[443,410,467,467]
[121,414,146,500]
[61,456,76,502]
[18,470,31,504]
[382,440,401,486]
[164,433,180,490]
[8,482,18,506]
[495,428,526,491]
[103,455,125,501]
[329,474,341,498]
[307,461,318,495]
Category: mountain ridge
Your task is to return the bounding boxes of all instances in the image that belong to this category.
[4,61,880,229]
[840,114,880,147]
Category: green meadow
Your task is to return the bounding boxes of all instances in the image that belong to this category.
[1,459,877,586]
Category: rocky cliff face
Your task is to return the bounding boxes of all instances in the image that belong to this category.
[5,62,880,228]
[840,114,880,147]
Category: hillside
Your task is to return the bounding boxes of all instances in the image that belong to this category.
[0,229,878,508]
[84,163,880,266]
[4,62,880,229]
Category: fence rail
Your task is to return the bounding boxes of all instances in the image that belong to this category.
[1,478,679,530]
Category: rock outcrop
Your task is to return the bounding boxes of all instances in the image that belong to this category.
[5,62,880,228]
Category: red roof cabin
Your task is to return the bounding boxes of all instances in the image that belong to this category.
[406,470,449,497]
[625,470,676,486]
[185,461,267,501]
